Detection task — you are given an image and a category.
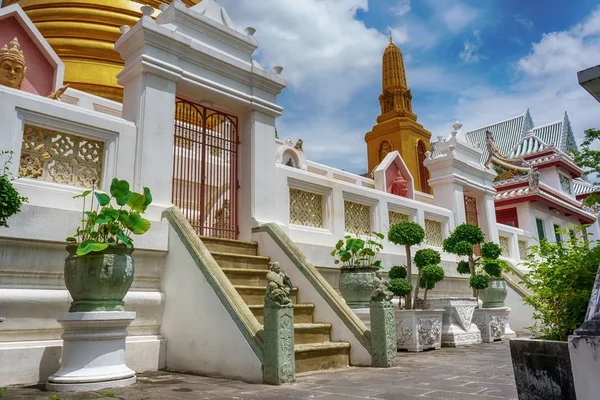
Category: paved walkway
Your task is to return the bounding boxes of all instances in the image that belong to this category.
[4,342,517,400]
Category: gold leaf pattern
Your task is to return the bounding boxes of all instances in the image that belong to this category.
[289,189,323,228]
[344,201,371,235]
[424,219,443,247]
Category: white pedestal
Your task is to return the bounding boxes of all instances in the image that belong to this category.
[503,307,517,339]
[46,312,137,392]
[427,297,482,347]
[473,307,509,343]
[569,334,600,400]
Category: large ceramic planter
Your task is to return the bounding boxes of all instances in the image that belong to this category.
[472,307,509,343]
[510,338,576,400]
[479,278,508,308]
[64,244,135,312]
[339,267,378,309]
[395,309,444,352]
[426,297,482,347]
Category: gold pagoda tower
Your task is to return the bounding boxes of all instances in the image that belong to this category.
[365,37,433,194]
[1,0,200,102]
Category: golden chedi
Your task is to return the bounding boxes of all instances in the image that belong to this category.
[365,36,433,194]
[1,0,201,102]
[0,37,26,89]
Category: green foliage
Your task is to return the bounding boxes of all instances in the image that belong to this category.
[47,395,62,400]
[522,227,600,341]
[446,224,485,247]
[389,265,407,279]
[331,232,384,269]
[102,392,115,398]
[0,387,6,397]
[482,259,506,278]
[583,192,600,207]
[470,274,489,291]
[389,278,413,297]
[419,264,445,291]
[481,242,502,259]
[0,151,28,228]
[68,178,153,256]
[387,222,425,247]
[453,241,474,256]
[456,260,470,275]
[414,248,441,269]
[573,128,600,180]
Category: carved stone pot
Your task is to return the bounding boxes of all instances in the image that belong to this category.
[64,245,135,312]
[426,297,482,347]
[479,278,508,308]
[395,309,444,352]
[339,266,378,309]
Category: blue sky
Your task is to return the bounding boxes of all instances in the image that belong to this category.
[219,0,600,174]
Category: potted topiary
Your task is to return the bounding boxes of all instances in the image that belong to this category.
[387,221,425,310]
[332,232,384,309]
[510,228,600,400]
[64,178,152,312]
[390,250,445,351]
[0,150,27,228]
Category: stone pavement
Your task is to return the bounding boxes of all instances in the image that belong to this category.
[3,342,517,400]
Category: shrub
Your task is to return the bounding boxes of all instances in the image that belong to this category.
[457,260,470,275]
[522,228,600,341]
[482,259,504,278]
[481,242,502,259]
[389,278,413,298]
[389,265,407,279]
[414,248,441,269]
[0,151,27,228]
[470,274,489,291]
[420,264,445,304]
[387,222,425,309]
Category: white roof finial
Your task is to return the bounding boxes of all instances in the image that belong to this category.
[191,0,237,31]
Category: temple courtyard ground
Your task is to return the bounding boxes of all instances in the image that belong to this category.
[4,342,517,400]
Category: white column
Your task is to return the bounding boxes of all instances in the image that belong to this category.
[479,192,499,244]
[332,185,346,237]
[119,70,178,220]
[431,182,465,228]
[238,110,278,240]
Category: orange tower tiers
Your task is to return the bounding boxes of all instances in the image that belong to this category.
[1,0,201,102]
[365,37,433,194]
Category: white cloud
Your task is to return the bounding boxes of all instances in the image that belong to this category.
[460,30,485,63]
[390,0,411,16]
[514,14,533,29]
[441,3,479,33]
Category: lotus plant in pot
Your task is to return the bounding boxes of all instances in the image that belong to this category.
[65,178,152,312]
[332,232,384,309]
[389,248,445,352]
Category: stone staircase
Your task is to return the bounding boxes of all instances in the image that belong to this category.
[201,236,351,373]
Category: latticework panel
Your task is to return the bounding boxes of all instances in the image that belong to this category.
[389,211,409,227]
[289,188,323,228]
[344,201,371,235]
[19,125,103,188]
[518,240,528,260]
[425,219,443,247]
[499,236,510,257]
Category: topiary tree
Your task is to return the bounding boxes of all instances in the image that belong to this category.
[389,277,413,306]
[413,248,441,306]
[443,223,503,297]
[420,264,445,305]
[0,150,27,228]
[389,265,407,280]
[388,222,425,309]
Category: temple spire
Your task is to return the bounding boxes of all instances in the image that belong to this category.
[382,39,408,92]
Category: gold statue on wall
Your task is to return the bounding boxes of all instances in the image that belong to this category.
[0,37,69,100]
[0,37,27,90]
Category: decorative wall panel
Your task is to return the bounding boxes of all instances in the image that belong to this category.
[499,236,510,257]
[425,219,443,247]
[389,211,409,227]
[289,189,323,228]
[518,240,528,260]
[19,125,103,188]
[344,201,371,235]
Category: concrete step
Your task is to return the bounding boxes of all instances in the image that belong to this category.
[212,252,270,270]
[200,236,258,256]
[292,323,331,345]
[235,285,298,305]
[249,304,315,324]
[222,268,268,286]
[295,342,350,373]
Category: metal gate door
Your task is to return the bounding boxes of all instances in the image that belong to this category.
[172,98,239,239]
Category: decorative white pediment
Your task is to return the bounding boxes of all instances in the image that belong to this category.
[0,4,64,95]
[190,0,237,31]
[276,138,307,171]
[373,150,415,200]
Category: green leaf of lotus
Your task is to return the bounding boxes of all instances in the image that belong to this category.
[72,190,92,199]
[76,240,109,256]
[118,231,133,246]
[95,208,119,224]
[110,178,131,206]
[127,192,147,213]
[94,192,111,207]
[143,187,152,208]
[126,212,151,235]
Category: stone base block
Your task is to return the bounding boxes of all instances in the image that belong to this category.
[263,305,295,385]
[46,312,136,392]
[370,302,396,367]
[395,309,444,352]
[473,307,509,343]
[427,297,482,347]
[569,334,600,400]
